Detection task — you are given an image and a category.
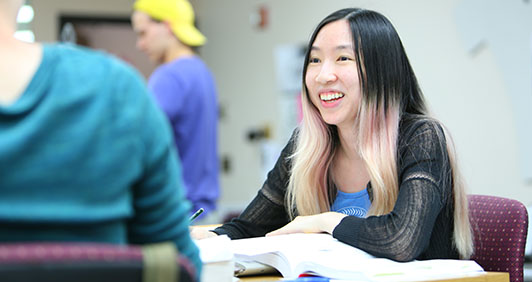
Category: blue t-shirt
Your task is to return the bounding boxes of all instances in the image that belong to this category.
[331,188,371,218]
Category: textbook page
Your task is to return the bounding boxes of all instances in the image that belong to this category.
[229,233,374,279]
[229,233,484,281]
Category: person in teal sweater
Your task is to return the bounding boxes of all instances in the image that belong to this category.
[0,0,201,277]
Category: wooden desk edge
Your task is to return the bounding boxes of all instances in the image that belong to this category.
[237,272,509,282]
[430,272,509,282]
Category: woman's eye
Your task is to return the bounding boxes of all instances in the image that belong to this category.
[338,56,351,61]
[309,57,320,63]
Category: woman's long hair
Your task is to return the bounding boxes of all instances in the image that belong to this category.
[286,8,473,259]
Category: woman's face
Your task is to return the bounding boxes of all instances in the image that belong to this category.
[305,20,362,130]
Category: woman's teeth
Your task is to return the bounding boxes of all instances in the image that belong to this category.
[320,92,344,102]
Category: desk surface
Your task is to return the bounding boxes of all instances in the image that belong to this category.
[237,272,509,282]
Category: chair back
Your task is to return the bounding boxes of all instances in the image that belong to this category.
[0,242,196,282]
[468,194,528,282]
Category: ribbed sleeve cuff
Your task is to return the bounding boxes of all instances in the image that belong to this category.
[332,215,364,245]
[212,226,238,239]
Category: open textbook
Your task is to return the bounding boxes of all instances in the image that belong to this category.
[229,233,484,281]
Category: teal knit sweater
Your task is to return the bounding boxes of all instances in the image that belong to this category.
[0,44,201,276]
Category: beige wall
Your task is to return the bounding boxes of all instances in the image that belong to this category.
[30,0,532,218]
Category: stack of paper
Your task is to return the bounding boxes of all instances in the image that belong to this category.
[194,235,234,282]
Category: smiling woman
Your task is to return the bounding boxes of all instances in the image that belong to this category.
[193,7,473,263]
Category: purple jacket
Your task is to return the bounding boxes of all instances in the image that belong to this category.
[148,55,219,219]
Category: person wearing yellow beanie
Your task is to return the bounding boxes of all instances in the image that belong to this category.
[134,0,205,48]
[132,0,220,224]
[132,0,206,63]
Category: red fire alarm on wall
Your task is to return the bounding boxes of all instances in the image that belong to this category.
[250,4,268,30]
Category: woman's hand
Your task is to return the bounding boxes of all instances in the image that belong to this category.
[190,226,218,240]
[266,212,347,236]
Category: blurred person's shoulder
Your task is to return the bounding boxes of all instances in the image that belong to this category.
[39,44,153,126]
[46,43,145,87]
